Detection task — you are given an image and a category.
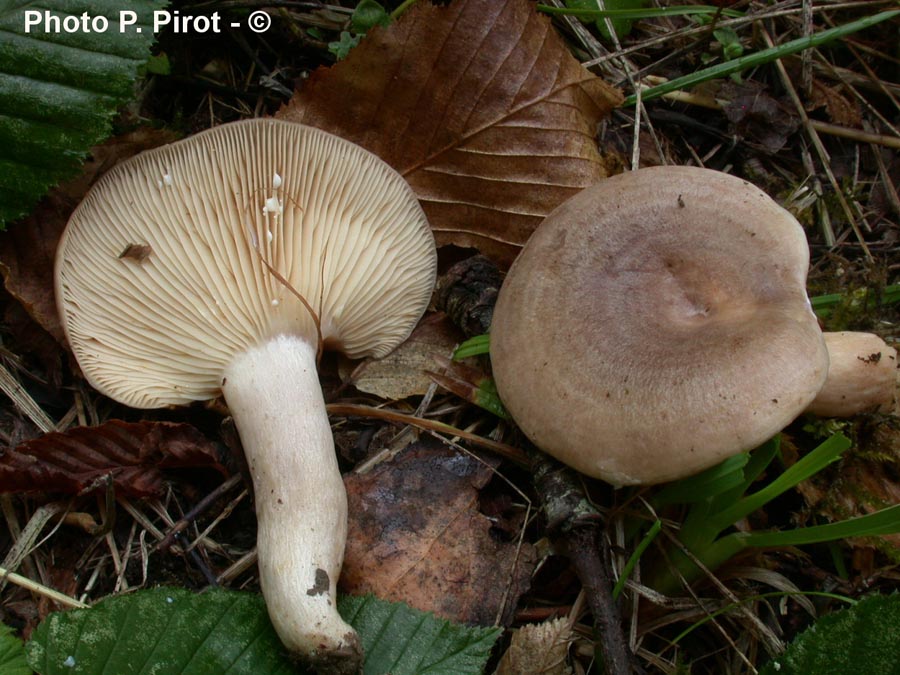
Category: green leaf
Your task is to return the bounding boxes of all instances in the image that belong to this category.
[713,26,743,60]
[564,0,648,40]
[342,595,501,675]
[145,52,170,75]
[328,31,361,60]
[0,624,30,675]
[26,588,500,675]
[707,433,851,532]
[350,0,391,34]
[760,594,900,675]
[328,1,391,60]
[453,333,491,360]
[651,451,750,508]
[740,503,900,548]
[26,588,296,675]
[0,0,164,228]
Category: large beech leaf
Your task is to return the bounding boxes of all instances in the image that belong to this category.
[760,594,900,675]
[0,419,227,497]
[26,587,501,675]
[0,0,163,227]
[279,0,622,264]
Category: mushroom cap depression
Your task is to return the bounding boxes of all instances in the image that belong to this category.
[56,118,437,408]
[490,166,828,486]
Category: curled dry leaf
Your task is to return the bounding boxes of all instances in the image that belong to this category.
[279,0,622,265]
[495,617,574,675]
[341,438,535,625]
[0,419,227,498]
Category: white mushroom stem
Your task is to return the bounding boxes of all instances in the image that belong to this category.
[222,334,361,675]
[806,331,899,417]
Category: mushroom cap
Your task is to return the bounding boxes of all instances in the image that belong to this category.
[56,118,437,409]
[490,166,828,486]
[807,331,898,417]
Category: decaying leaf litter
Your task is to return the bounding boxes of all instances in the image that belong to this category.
[0,0,899,673]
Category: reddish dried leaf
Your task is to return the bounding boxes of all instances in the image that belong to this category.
[279,0,622,265]
[342,439,535,624]
[0,420,227,498]
[0,127,179,344]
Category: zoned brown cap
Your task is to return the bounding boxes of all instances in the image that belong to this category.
[490,166,828,486]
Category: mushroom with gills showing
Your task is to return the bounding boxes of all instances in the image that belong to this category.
[55,118,437,674]
[490,165,839,487]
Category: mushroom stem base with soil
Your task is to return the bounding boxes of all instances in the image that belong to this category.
[223,334,361,675]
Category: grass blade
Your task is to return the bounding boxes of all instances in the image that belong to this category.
[623,10,900,106]
[708,434,851,532]
[453,334,491,360]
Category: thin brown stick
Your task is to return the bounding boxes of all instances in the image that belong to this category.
[568,526,634,675]
[155,474,244,552]
[325,402,529,467]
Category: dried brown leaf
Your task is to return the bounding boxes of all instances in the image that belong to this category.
[341,438,535,624]
[495,618,574,675]
[343,313,462,400]
[808,80,863,128]
[279,0,622,265]
[717,81,800,155]
[0,419,227,498]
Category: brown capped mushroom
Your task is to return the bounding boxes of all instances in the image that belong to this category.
[807,331,898,417]
[55,118,437,674]
[490,166,829,486]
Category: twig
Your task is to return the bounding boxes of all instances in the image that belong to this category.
[634,77,900,150]
[155,474,244,552]
[759,25,874,261]
[0,566,88,609]
[326,403,529,467]
[532,452,635,674]
[216,549,257,585]
[568,526,634,674]
[0,360,56,432]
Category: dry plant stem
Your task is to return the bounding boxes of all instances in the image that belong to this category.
[568,527,634,675]
[223,334,361,675]
[326,403,528,467]
[759,26,873,261]
[532,452,634,674]
[156,474,244,553]
[0,565,87,609]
